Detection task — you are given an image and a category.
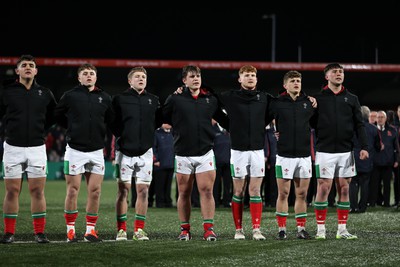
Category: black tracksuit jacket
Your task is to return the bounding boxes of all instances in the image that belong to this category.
[111,88,163,157]
[219,88,273,151]
[312,86,368,153]
[163,88,228,157]
[270,91,315,157]
[54,85,114,152]
[0,80,57,147]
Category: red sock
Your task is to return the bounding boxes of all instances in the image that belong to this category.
[203,222,214,231]
[315,208,327,225]
[33,217,46,234]
[4,216,17,234]
[250,201,263,229]
[337,208,349,225]
[276,215,287,228]
[296,217,306,228]
[134,214,146,231]
[117,221,127,231]
[231,196,244,230]
[180,223,190,231]
[64,211,78,227]
[86,213,98,228]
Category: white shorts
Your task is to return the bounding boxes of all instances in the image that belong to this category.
[2,142,47,179]
[64,145,105,175]
[230,149,265,179]
[315,151,356,179]
[115,148,153,185]
[175,150,215,175]
[275,155,312,179]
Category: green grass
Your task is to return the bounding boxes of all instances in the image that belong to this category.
[1,180,400,266]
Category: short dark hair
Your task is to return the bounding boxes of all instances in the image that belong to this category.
[283,70,301,83]
[16,54,36,67]
[182,65,200,79]
[77,63,97,75]
[324,63,343,75]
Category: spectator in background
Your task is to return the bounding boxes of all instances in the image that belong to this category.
[152,123,175,208]
[212,119,232,208]
[386,109,400,207]
[55,63,114,243]
[111,66,163,241]
[393,105,400,207]
[369,110,378,125]
[369,110,400,207]
[349,106,381,213]
[0,55,57,244]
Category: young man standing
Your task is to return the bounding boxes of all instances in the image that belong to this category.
[312,63,368,240]
[270,70,315,240]
[55,63,114,243]
[219,65,273,240]
[0,55,57,243]
[163,65,228,241]
[111,67,162,241]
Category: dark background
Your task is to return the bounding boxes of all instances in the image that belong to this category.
[1,1,399,110]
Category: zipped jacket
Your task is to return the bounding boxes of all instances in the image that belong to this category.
[219,88,273,151]
[111,88,162,157]
[312,86,368,153]
[163,88,228,156]
[54,85,114,152]
[0,80,57,147]
[270,91,315,157]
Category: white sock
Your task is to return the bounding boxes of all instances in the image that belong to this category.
[317,224,326,232]
[67,225,75,233]
[279,227,286,232]
[297,226,305,232]
[86,225,95,234]
[338,224,346,232]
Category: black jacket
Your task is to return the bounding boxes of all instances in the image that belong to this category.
[270,91,315,157]
[153,127,175,170]
[54,85,114,152]
[0,80,57,147]
[373,124,400,166]
[312,86,368,153]
[111,88,162,157]
[163,88,228,156]
[353,121,381,172]
[219,88,273,151]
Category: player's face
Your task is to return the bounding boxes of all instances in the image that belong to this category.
[238,71,257,90]
[284,77,301,95]
[15,60,37,80]
[325,68,344,86]
[128,71,147,93]
[78,68,97,87]
[183,71,201,90]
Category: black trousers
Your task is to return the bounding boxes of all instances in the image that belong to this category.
[349,171,371,212]
[369,166,393,207]
[153,168,174,207]
[213,163,232,207]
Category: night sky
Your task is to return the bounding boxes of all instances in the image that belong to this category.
[2,1,400,64]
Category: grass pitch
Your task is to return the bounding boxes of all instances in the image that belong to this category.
[1,180,400,266]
